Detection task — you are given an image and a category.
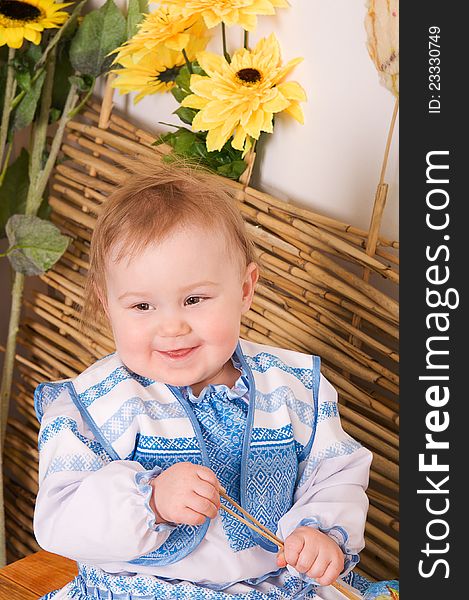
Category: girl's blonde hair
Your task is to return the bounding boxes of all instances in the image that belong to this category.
[80,158,257,335]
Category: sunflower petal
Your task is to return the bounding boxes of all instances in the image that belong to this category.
[232,127,247,152]
[206,125,229,151]
[243,108,264,139]
[284,101,304,124]
[262,92,290,114]
[202,10,222,29]
[196,51,226,77]
[23,28,42,44]
[277,81,307,102]
[4,27,25,49]
[181,94,209,110]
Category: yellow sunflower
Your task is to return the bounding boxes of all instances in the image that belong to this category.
[115,7,209,64]
[181,33,305,153]
[113,40,203,103]
[164,0,289,31]
[0,0,71,48]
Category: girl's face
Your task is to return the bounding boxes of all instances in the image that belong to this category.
[103,225,258,395]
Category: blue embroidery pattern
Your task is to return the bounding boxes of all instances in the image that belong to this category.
[100,397,187,444]
[34,381,68,421]
[133,435,202,471]
[247,431,297,535]
[192,389,253,552]
[129,521,203,564]
[245,354,313,389]
[45,454,105,477]
[317,401,339,421]
[78,367,154,408]
[42,563,319,599]
[255,387,315,427]
[39,416,112,460]
[298,440,362,487]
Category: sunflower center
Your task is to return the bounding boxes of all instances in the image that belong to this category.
[0,0,41,21]
[157,65,181,84]
[236,68,262,86]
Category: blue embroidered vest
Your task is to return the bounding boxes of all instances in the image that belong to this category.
[35,339,321,566]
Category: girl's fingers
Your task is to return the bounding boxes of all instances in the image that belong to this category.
[283,534,305,569]
[196,466,220,489]
[277,550,287,568]
[305,555,331,580]
[314,558,343,587]
[295,544,319,574]
[179,507,207,527]
[187,493,219,519]
[194,480,221,508]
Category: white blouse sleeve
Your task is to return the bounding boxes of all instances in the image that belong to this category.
[276,374,373,575]
[33,382,175,563]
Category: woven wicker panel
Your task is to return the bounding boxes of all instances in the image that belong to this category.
[4,101,399,581]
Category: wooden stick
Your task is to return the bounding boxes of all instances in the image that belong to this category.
[351,99,399,343]
[219,489,283,545]
[219,490,361,600]
[219,504,282,549]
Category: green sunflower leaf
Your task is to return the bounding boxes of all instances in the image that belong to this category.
[5,215,70,276]
[51,43,74,114]
[0,149,29,238]
[191,62,207,77]
[174,106,197,125]
[70,0,127,78]
[11,70,46,133]
[0,149,50,239]
[170,86,188,103]
[126,0,149,39]
[15,70,31,93]
[217,160,247,180]
[172,129,198,155]
[175,65,192,94]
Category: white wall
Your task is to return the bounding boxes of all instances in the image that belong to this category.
[110,0,399,240]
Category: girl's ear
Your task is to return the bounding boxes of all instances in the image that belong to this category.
[241,262,259,313]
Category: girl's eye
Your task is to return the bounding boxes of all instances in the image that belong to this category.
[185,296,203,306]
[134,303,152,311]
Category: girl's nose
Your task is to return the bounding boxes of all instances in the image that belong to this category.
[156,313,191,338]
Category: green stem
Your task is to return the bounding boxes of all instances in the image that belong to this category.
[244,30,249,50]
[66,80,93,120]
[0,49,17,570]
[0,48,17,175]
[181,49,193,74]
[0,441,5,566]
[0,271,25,449]
[221,23,231,63]
[25,47,57,216]
[0,143,12,187]
[33,82,79,213]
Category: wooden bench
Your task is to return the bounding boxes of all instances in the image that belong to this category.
[0,551,77,599]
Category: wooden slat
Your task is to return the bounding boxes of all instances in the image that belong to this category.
[0,551,77,597]
[0,575,38,600]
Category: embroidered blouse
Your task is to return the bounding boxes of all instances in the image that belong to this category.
[33,342,372,589]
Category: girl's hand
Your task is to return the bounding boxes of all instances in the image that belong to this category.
[150,462,221,526]
[276,526,345,586]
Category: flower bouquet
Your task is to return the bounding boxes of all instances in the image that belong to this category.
[111,0,306,180]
